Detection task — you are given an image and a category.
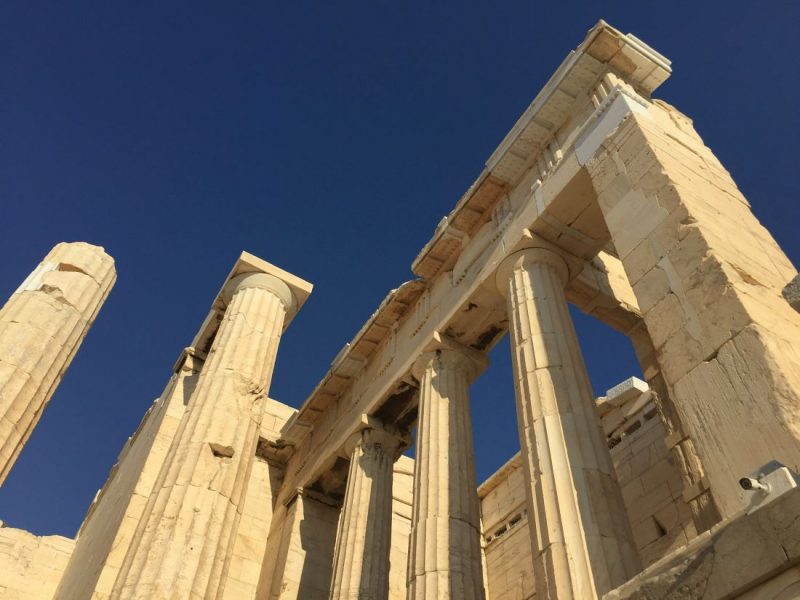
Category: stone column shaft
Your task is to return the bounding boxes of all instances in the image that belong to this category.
[114,272,296,599]
[330,426,403,600]
[408,345,485,600]
[0,242,115,485]
[498,248,639,600]
[53,349,203,600]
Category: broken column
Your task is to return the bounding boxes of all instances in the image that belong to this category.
[497,247,640,599]
[113,259,311,599]
[0,242,115,485]
[407,341,486,600]
[329,422,405,600]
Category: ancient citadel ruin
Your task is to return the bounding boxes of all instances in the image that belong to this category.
[1,21,800,600]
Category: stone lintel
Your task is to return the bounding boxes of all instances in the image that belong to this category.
[270,25,674,510]
[477,452,523,499]
[279,413,313,446]
[489,20,670,173]
[413,20,671,281]
[283,279,426,441]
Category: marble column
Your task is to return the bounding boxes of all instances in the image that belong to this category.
[407,342,486,600]
[497,248,639,600]
[330,424,405,600]
[115,271,299,599]
[0,242,115,485]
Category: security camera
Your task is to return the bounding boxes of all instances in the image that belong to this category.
[739,477,770,493]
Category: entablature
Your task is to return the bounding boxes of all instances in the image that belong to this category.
[412,20,670,283]
[277,20,666,505]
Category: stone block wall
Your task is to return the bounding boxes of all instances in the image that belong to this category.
[223,398,298,599]
[600,383,697,567]
[587,99,800,520]
[0,526,74,600]
[257,453,414,600]
[260,492,340,599]
[479,456,535,600]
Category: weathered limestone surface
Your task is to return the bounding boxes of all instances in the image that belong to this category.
[606,486,800,600]
[0,526,74,600]
[54,349,203,600]
[498,247,640,599]
[0,242,115,485]
[389,456,414,600]
[4,21,800,600]
[586,99,800,520]
[259,491,340,600]
[408,345,486,600]
[479,455,535,600]
[115,268,310,599]
[478,379,698,600]
[271,23,663,519]
[254,456,413,600]
[330,425,405,600]
[598,381,697,567]
[221,398,297,600]
[56,345,297,599]
[629,328,720,533]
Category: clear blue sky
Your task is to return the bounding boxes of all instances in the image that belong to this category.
[1,2,798,537]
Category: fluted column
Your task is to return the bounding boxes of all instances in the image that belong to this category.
[114,271,298,599]
[0,242,115,485]
[330,424,405,600]
[497,248,639,599]
[407,343,486,600]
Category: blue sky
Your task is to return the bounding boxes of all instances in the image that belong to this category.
[1,2,798,537]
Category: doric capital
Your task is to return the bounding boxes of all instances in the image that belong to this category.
[495,247,570,295]
[343,415,410,459]
[222,272,296,315]
[411,333,488,383]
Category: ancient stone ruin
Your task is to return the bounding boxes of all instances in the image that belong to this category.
[1,20,799,600]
